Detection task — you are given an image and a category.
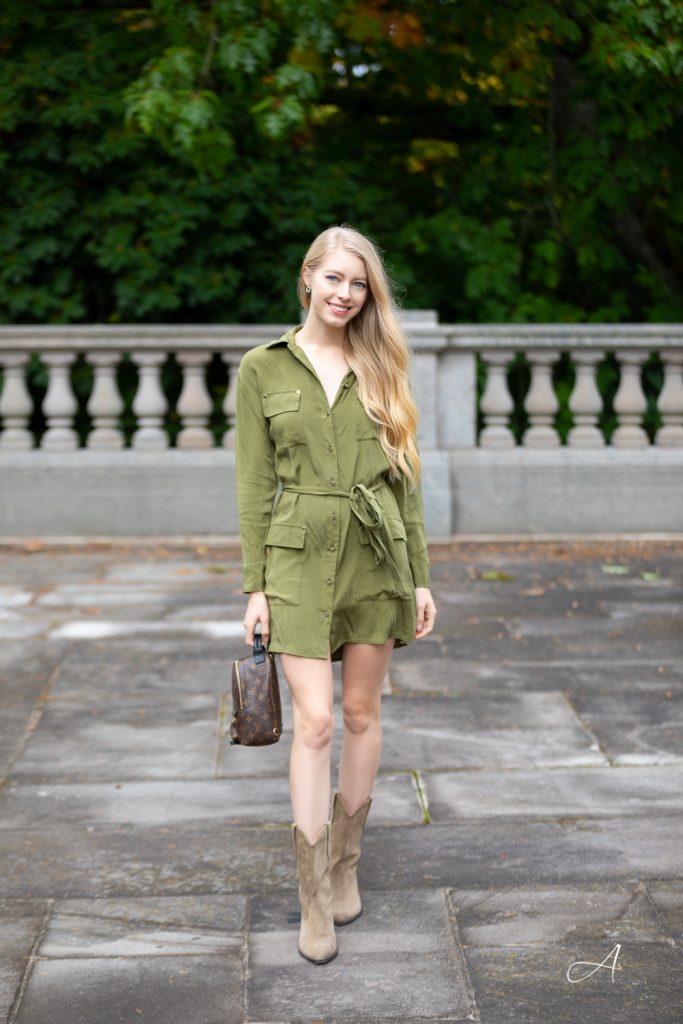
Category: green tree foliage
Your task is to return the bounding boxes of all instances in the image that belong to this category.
[1,0,681,324]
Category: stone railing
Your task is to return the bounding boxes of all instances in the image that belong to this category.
[0,313,682,452]
[1,313,682,537]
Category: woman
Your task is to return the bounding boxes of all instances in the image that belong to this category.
[235,224,437,965]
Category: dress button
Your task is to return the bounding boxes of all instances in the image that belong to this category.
[330,478,336,485]
[328,545,335,551]
[326,577,332,585]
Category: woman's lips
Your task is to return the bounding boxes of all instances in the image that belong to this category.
[328,303,350,315]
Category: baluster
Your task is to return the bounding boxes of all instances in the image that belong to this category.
[611,349,649,448]
[655,349,683,447]
[221,356,239,449]
[522,350,560,447]
[176,351,213,449]
[479,351,515,448]
[567,351,605,448]
[41,352,79,450]
[0,353,34,451]
[131,352,169,450]
[86,352,124,449]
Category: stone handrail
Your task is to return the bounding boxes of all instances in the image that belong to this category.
[1,313,682,452]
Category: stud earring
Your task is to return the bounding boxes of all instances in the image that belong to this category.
[305,285,311,293]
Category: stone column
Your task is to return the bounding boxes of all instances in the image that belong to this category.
[611,349,649,448]
[479,351,515,448]
[437,349,477,449]
[411,350,439,449]
[0,353,34,451]
[176,351,213,449]
[656,349,683,447]
[131,352,168,450]
[86,352,124,449]
[523,350,560,447]
[567,351,605,448]
[41,352,79,451]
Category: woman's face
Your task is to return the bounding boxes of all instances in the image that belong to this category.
[303,247,369,330]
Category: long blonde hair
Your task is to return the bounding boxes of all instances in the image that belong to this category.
[296,224,421,488]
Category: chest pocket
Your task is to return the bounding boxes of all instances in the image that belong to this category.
[261,388,305,447]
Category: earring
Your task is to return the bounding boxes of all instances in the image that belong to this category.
[305,285,311,294]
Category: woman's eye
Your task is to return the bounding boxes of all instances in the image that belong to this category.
[354,281,366,289]
[326,274,339,282]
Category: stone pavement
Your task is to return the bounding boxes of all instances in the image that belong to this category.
[0,537,682,1024]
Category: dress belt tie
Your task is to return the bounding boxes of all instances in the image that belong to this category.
[281,482,411,596]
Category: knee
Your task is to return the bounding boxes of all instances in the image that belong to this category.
[299,711,334,751]
[342,701,379,735]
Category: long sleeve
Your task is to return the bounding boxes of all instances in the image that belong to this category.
[234,355,279,592]
[388,462,430,588]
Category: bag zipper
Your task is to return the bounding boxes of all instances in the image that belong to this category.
[235,661,244,710]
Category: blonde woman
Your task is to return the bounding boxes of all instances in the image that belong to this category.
[235,224,437,964]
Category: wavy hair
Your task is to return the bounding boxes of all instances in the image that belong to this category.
[296,224,421,488]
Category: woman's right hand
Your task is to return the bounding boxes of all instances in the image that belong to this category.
[243,591,270,646]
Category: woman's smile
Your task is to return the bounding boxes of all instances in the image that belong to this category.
[328,302,350,316]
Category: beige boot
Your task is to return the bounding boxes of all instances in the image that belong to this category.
[291,820,337,964]
[329,791,372,925]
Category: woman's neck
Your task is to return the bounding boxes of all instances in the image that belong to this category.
[295,314,346,352]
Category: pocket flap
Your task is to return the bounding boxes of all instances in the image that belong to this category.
[262,390,301,417]
[265,522,306,548]
[387,517,407,541]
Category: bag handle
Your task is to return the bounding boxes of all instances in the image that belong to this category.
[253,628,268,663]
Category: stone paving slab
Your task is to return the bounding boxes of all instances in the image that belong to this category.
[423,764,683,819]
[0,774,424,830]
[248,888,474,1022]
[451,882,673,945]
[7,699,224,782]
[451,883,683,1023]
[38,896,246,957]
[390,651,682,695]
[570,691,683,765]
[13,954,244,1024]
[462,938,682,1023]
[2,816,682,902]
[378,692,606,770]
[358,818,683,887]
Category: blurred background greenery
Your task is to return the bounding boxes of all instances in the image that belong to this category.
[1,0,682,328]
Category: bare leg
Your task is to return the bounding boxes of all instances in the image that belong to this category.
[337,640,395,815]
[279,652,335,846]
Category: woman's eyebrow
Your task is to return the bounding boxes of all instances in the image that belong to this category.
[324,267,368,281]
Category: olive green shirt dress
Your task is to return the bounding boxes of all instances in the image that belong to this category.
[235,324,431,662]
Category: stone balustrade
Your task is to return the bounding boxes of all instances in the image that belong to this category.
[1,313,682,453]
[1,313,682,537]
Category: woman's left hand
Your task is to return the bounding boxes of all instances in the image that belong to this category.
[415,587,437,639]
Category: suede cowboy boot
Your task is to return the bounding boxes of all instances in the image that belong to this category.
[291,820,337,964]
[328,791,372,925]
